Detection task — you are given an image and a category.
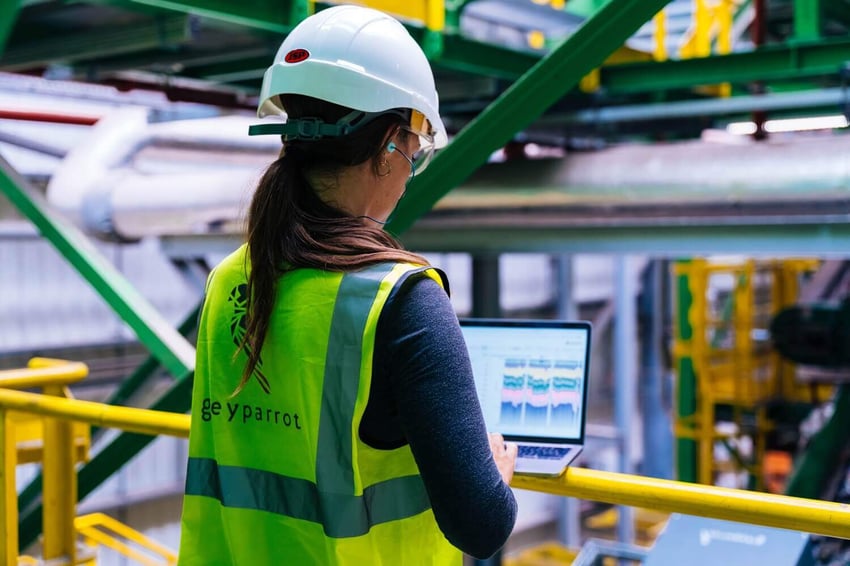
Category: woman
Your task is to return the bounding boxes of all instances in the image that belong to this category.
[178,5,517,565]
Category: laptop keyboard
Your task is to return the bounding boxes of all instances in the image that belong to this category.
[517,445,571,460]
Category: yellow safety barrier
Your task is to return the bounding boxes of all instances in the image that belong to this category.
[513,467,850,540]
[1,359,849,564]
[0,360,186,566]
[0,357,88,389]
[0,389,189,439]
[75,513,177,566]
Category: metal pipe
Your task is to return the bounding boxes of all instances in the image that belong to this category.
[752,0,766,46]
[640,260,673,479]
[614,256,636,544]
[471,254,501,317]
[0,359,88,389]
[751,0,768,139]
[0,388,189,438]
[544,87,848,125]
[0,108,99,126]
[512,467,850,540]
[554,254,580,549]
[0,131,67,158]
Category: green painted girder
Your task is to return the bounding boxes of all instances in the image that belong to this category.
[565,0,609,18]
[785,385,850,499]
[183,30,541,84]
[675,263,698,483]
[434,33,539,81]
[193,25,850,92]
[794,0,822,41]
[0,14,190,71]
[91,0,310,34]
[0,159,194,381]
[601,37,850,94]
[0,0,20,56]
[386,0,674,235]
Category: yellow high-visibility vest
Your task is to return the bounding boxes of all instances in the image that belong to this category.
[179,245,460,565]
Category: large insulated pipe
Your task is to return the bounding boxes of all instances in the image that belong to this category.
[463,134,850,196]
[47,113,850,240]
[46,110,276,239]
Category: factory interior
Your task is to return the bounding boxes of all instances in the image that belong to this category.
[2,0,850,564]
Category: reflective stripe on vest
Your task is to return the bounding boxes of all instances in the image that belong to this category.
[185,262,434,538]
[186,458,430,538]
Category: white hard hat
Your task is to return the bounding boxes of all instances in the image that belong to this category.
[253,5,447,148]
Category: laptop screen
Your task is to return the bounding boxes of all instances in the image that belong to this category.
[460,319,591,444]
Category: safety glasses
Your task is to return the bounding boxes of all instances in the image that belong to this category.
[402,110,436,176]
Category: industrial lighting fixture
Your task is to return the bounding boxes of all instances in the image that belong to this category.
[726,114,849,135]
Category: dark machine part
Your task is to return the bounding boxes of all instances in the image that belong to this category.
[770,297,850,565]
[808,456,850,566]
[770,299,850,368]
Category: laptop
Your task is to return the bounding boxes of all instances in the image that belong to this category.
[460,319,592,477]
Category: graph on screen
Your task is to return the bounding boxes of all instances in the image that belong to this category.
[499,359,583,429]
[462,323,589,439]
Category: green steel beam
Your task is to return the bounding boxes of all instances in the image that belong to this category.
[0,14,190,71]
[601,38,850,94]
[435,33,538,80]
[794,0,822,42]
[785,385,850,499]
[0,0,19,55]
[189,24,850,92]
[0,158,194,378]
[103,301,201,411]
[187,32,541,84]
[103,0,309,34]
[565,0,609,17]
[386,0,673,234]
[675,263,698,483]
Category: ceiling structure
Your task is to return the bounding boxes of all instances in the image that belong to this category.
[4,1,850,141]
[3,0,850,254]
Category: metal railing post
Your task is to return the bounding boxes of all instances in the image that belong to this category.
[0,409,16,566]
[41,385,77,564]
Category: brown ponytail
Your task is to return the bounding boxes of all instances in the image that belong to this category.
[235,95,427,395]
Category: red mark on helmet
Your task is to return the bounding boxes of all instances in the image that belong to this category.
[284,49,310,63]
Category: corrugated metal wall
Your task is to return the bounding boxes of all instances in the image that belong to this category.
[0,224,201,357]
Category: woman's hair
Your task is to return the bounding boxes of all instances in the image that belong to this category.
[235,94,428,394]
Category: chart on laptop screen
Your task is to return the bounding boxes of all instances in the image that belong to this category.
[462,324,588,440]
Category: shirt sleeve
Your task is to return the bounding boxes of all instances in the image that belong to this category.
[373,274,518,559]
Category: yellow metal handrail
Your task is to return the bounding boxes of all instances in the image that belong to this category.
[0,388,188,439]
[75,513,178,566]
[0,357,88,390]
[1,368,849,565]
[514,468,850,540]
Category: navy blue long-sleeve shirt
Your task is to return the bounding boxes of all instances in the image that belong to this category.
[361,274,518,559]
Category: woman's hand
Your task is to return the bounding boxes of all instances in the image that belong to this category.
[488,433,518,486]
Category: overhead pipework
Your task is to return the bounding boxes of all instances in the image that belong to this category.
[40,105,850,242]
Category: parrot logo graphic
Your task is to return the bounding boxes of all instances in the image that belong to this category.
[228,284,271,394]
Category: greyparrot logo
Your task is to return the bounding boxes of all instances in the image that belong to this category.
[228,284,271,394]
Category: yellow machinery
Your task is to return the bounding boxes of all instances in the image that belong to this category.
[673,258,833,489]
